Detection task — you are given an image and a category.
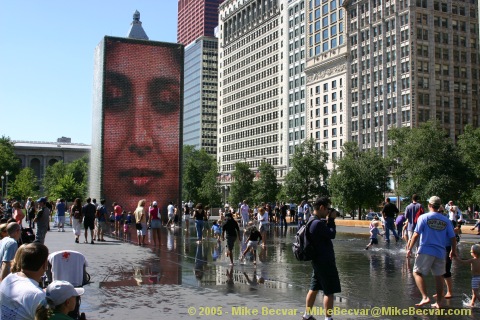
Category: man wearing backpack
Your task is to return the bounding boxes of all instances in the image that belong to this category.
[302,196,340,320]
[404,194,424,250]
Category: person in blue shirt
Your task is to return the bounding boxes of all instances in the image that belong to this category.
[406,196,457,309]
[55,199,66,232]
[211,220,222,241]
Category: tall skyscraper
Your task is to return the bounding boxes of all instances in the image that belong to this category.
[306,0,480,168]
[177,0,225,45]
[218,0,286,185]
[305,0,347,168]
[285,0,308,168]
[184,36,218,155]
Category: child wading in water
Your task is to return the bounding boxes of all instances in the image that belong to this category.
[240,225,262,265]
[365,220,383,250]
[454,244,480,307]
[211,220,222,241]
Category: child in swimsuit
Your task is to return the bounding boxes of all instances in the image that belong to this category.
[455,244,480,307]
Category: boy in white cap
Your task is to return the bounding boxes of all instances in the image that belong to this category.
[36,280,84,320]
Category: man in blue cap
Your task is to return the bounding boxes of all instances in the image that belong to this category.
[33,197,50,244]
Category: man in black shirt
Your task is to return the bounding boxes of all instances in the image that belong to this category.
[222,212,241,266]
[382,197,400,243]
[303,196,340,320]
[82,198,96,244]
[280,202,288,228]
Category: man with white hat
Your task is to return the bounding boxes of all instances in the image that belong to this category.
[406,196,457,308]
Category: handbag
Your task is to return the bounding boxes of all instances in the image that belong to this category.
[135,223,143,230]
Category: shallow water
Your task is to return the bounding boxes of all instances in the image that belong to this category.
[98,225,480,319]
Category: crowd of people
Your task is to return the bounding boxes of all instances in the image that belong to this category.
[0,224,85,320]
[2,193,480,319]
[362,195,480,311]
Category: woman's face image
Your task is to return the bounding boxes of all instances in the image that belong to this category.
[102,40,181,209]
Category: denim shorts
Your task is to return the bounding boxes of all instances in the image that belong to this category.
[150,219,161,229]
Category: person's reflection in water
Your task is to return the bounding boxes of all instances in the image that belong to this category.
[243,269,265,291]
[226,266,235,293]
[194,242,206,282]
[103,40,182,209]
[212,241,221,261]
[167,229,174,251]
[258,245,267,263]
[133,266,144,286]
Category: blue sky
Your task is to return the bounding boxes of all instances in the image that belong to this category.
[0,1,178,144]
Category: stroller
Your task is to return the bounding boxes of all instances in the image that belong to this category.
[19,227,35,244]
[44,250,90,320]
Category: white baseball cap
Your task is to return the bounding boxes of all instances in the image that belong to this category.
[46,281,84,306]
[152,201,158,206]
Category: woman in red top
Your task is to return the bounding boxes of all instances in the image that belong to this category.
[148,201,162,247]
[12,202,25,226]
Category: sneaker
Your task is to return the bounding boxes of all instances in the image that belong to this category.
[91,240,94,244]
[302,316,316,320]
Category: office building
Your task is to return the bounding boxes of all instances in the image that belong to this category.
[218,0,286,182]
[305,0,347,168]
[285,0,308,167]
[184,36,219,155]
[306,0,480,169]
[178,0,225,45]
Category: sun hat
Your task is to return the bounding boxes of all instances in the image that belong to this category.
[46,281,84,306]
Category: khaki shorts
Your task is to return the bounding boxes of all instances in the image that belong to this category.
[97,221,107,233]
[413,253,445,276]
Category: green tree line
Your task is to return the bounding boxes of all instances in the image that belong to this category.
[3,121,480,217]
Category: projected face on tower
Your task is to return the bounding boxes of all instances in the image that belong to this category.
[102,40,182,210]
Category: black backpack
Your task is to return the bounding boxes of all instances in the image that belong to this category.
[293,217,317,261]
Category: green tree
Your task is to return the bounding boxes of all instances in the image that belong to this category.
[43,161,67,197]
[457,125,480,206]
[182,146,219,204]
[42,158,88,201]
[252,161,279,204]
[0,136,21,195]
[67,156,88,191]
[388,121,469,205]
[329,142,390,219]
[281,138,329,202]
[228,162,254,207]
[198,166,222,207]
[50,173,83,202]
[10,167,39,201]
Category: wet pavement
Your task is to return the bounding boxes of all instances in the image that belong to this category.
[43,222,480,319]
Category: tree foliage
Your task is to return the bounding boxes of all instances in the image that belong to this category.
[281,138,329,202]
[10,167,39,201]
[457,125,480,206]
[388,121,470,205]
[228,162,254,207]
[252,161,279,205]
[329,142,390,219]
[0,136,21,193]
[43,157,88,201]
[182,146,220,205]
[198,165,222,207]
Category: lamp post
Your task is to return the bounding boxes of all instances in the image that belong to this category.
[4,171,9,198]
[1,175,4,199]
